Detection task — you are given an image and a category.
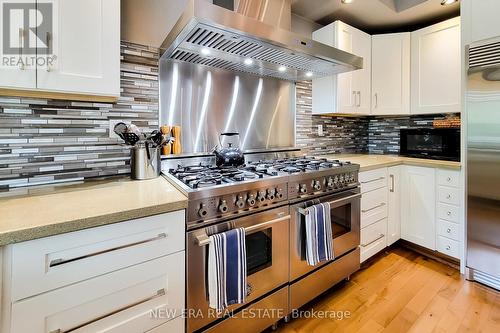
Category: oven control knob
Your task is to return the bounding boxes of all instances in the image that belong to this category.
[247,194,256,207]
[327,177,334,188]
[257,190,266,202]
[339,174,345,184]
[218,200,228,213]
[235,195,245,209]
[299,184,307,194]
[276,188,284,199]
[266,188,276,200]
[198,204,208,217]
[313,180,322,191]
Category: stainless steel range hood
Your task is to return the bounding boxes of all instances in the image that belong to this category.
[160,0,363,81]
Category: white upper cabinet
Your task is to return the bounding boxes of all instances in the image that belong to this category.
[411,17,461,115]
[371,33,410,115]
[0,0,36,89]
[312,21,371,115]
[0,0,119,99]
[36,0,120,98]
[401,166,436,250]
[462,0,500,45]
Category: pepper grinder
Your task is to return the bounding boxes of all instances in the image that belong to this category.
[172,126,182,154]
[160,126,172,155]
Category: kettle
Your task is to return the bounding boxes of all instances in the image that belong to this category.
[213,132,245,167]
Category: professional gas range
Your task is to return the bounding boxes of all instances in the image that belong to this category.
[161,151,361,333]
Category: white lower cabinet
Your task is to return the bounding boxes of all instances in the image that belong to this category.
[10,253,184,333]
[401,166,436,250]
[360,165,463,263]
[2,211,186,333]
[359,168,388,262]
[387,166,401,246]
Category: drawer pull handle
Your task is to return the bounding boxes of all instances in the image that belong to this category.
[362,202,386,213]
[361,177,385,184]
[446,245,451,250]
[361,234,385,247]
[49,288,166,333]
[447,228,452,233]
[49,233,167,268]
[447,211,452,216]
[389,174,395,193]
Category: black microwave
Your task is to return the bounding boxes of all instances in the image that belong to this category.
[400,128,460,161]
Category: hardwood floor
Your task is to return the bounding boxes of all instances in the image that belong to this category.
[276,247,500,333]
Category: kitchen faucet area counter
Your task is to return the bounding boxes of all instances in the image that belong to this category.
[0,177,187,246]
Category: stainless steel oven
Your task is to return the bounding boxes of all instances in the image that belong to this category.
[186,206,290,332]
[290,187,361,282]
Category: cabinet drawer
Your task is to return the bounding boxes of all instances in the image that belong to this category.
[437,220,461,241]
[437,186,461,206]
[437,169,461,188]
[146,316,184,333]
[360,218,387,262]
[361,187,388,228]
[10,210,185,301]
[11,252,185,333]
[360,168,388,193]
[437,236,460,259]
[437,202,461,223]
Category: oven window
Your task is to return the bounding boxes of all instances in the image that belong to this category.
[246,229,272,275]
[331,203,351,237]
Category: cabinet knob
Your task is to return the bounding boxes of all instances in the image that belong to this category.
[447,177,452,182]
[446,194,451,199]
[447,211,452,216]
[446,245,451,250]
[447,228,451,233]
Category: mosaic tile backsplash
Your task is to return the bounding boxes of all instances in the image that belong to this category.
[0,42,159,189]
[295,80,461,156]
[1,60,460,189]
[295,81,369,155]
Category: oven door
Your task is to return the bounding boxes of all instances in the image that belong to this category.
[290,188,361,281]
[186,206,290,333]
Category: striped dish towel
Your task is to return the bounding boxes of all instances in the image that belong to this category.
[304,202,334,266]
[208,228,247,312]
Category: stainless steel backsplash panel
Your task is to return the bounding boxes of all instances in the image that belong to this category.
[159,59,295,153]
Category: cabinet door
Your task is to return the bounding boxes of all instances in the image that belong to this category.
[387,166,401,245]
[401,166,436,250]
[411,17,461,114]
[372,33,410,115]
[36,0,120,97]
[335,21,357,114]
[312,26,337,115]
[462,0,500,44]
[0,0,36,89]
[351,28,371,115]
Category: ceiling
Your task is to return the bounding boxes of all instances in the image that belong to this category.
[291,0,460,33]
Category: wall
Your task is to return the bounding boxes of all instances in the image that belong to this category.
[295,81,369,155]
[0,42,159,190]
[295,80,461,156]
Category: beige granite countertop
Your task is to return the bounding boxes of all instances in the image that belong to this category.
[0,177,187,246]
[320,154,461,172]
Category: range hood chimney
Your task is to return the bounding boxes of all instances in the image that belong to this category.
[160,0,363,81]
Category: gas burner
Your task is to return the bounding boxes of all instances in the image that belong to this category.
[281,166,301,173]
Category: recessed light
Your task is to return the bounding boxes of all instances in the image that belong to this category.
[441,0,458,5]
[278,65,287,72]
[306,71,313,77]
[341,0,354,4]
[201,48,211,56]
[244,58,254,66]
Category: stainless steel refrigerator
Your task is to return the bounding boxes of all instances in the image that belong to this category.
[466,38,500,290]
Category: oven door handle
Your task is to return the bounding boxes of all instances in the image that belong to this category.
[196,215,291,247]
[297,193,362,216]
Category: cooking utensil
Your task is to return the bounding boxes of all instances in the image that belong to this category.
[113,122,128,140]
[213,132,245,167]
[148,130,163,147]
[127,124,144,140]
[122,132,140,146]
